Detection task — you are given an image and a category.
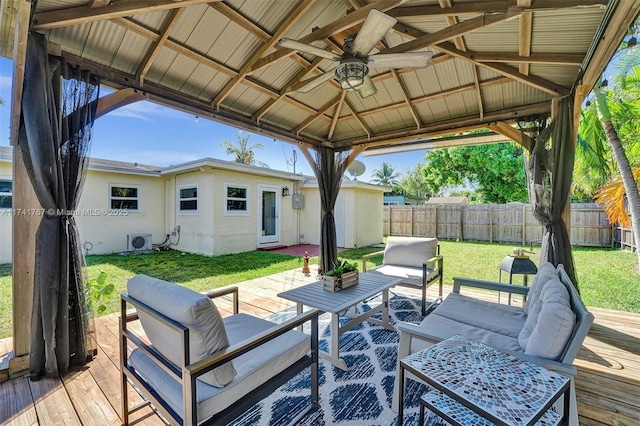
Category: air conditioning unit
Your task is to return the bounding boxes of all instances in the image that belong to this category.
[127,233,152,251]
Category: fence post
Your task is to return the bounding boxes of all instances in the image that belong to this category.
[489,206,493,243]
[410,206,414,237]
[522,204,526,246]
[435,205,438,239]
[459,206,464,241]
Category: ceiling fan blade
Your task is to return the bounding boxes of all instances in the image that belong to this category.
[358,75,377,98]
[293,70,336,93]
[351,9,397,56]
[368,51,434,69]
[278,38,341,61]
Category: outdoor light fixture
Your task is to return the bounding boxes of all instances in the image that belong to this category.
[282,186,290,197]
[335,58,368,91]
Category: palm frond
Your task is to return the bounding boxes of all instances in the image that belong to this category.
[595,167,640,227]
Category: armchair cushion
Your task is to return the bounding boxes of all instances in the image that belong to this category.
[127,274,236,387]
[519,278,575,359]
[433,293,526,338]
[367,264,438,287]
[382,236,438,268]
[524,262,557,314]
[129,313,310,420]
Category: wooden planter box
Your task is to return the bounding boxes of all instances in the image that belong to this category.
[322,271,359,292]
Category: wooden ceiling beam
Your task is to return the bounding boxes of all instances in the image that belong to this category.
[335,101,551,148]
[136,8,184,85]
[384,12,519,55]
[487,121,533,150]
[294,96,341,134]
[89,0,112,8]
[519,12,533,75]
[32,0,222,30]
[344,97,372,138]
[391,69,421,129]
[388,0,607,18]
[328,91,347,140]
[473,52,584,65]
[358,77,510,117]
[96,88,148,119]
[438,0,466,52]
[435,41,569,96]
[211,0,316,108]
[472,64,484,120]
[208,2,271,42]
[248,0,406,74]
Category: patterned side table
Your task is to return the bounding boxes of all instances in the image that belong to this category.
[397,335,570,426]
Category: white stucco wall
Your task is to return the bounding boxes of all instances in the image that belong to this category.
[76,170,166,255]
[0,159,12,264]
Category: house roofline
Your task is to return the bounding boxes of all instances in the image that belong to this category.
[160,157,307,181]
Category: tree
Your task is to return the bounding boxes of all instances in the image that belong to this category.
[220,133,269,167]
[397,164,433,198]
[422,143,528,203]
[371,162,401,187]
[579,29,640,271]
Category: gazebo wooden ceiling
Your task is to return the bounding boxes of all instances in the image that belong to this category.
[3,0,638,153]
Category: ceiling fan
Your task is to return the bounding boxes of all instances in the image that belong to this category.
[278,9,433,98]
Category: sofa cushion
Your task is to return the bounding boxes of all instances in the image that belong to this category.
[524,262,557,315]
[416,313,523,353]
[367,264,439,286]
[433,293,526,338]
[518,278,575,359]
[127,275,236,387]
[383,236,438,269]
[129,314,310,421]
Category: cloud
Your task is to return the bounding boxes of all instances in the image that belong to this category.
[0,76,11,90]
[99,150,201,166]
[107,100,194,122]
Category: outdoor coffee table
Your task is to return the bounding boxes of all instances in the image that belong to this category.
[398,335,570,426]
[277,272,401,371]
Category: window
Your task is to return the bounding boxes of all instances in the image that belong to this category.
[179,185,198,213]
[110,185,139,211]
[225,184,249,214]
[0,179,11,209]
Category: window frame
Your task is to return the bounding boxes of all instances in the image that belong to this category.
[177,184,199,215]
[224,183,250,216]
[109,183,140,212]
[0,178,12,210]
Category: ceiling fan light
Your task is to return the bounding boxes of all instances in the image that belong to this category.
[335,59,368,91]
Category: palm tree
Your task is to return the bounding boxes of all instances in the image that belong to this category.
[371,162,401,187]
[220,133,269,167]
[587,44,640,270]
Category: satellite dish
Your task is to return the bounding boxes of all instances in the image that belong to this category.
[347,160,366,180]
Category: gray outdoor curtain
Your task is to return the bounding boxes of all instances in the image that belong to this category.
[19,33,100,379]
[311,147,350,274]
[526,96,577,286]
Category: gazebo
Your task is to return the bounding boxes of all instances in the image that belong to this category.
[1,0,638,385]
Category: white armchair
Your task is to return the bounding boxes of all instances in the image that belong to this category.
[362,236,443,316]
[120,274,320,426]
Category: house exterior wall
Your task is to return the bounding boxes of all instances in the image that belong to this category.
[75,170,165,255]
[298,184,385,249]
[0,160,12,263]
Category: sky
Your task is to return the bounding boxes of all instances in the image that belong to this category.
[0,56,425,183]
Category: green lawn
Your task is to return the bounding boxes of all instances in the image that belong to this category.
[0,242,638,339]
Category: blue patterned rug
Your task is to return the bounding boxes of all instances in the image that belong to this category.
[230,294,448,426]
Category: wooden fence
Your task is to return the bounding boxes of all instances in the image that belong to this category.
[618,227,637,252]
[383,203,616,248]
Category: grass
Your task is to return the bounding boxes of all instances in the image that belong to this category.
[0,242,638,339]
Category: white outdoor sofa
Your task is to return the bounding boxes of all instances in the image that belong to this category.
[393,262,594,425]
[120,274,320,426]
[362,236,443,316]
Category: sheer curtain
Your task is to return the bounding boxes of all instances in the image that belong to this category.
[19,33,100,378]
[526,96,578,286]
[311,147,350,274]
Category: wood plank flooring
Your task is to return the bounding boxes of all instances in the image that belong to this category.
[0,266,638,425]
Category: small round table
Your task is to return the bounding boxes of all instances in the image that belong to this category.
[498,256,538,305]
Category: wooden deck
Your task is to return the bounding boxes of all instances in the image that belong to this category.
[1,267,639,425]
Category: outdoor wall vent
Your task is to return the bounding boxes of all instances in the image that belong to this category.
[127,233,152,252]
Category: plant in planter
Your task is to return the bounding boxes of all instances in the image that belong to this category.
[322,260,359,292]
